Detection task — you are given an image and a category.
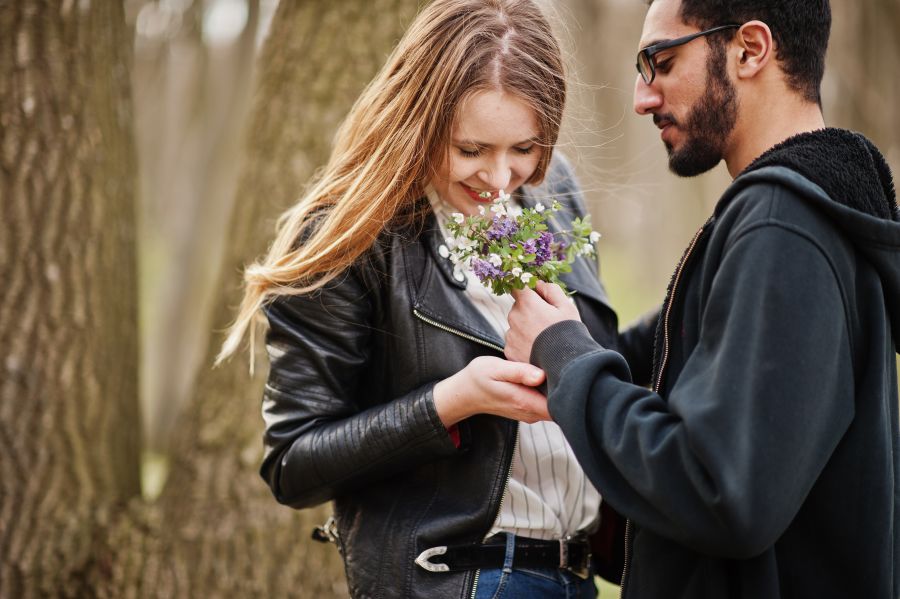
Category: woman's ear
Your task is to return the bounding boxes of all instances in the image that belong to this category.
[734,20,773,80]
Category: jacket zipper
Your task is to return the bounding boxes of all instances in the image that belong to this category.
[470,427,519,599]
[414,308,514,597]
[495,428,520,529]
[618,224,706,599]
[655,224,706,396]
[469,569,481,599]
[413,309,504,352]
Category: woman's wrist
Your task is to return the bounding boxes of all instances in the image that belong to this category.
[432,374,472,428]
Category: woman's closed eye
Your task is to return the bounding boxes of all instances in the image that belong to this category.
[457,145,534,158]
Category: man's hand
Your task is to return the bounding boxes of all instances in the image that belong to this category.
[506,281,581,363]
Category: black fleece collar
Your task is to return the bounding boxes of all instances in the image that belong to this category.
[742,128,898,221]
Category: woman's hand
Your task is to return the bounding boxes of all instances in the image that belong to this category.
[433,356,548,427]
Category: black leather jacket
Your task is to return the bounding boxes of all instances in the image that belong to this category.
[260,155,648,598]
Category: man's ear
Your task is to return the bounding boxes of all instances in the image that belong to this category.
[734,20,773,80]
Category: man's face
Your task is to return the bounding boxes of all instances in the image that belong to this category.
[633,0,738,177]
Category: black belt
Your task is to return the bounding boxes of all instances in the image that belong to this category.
[414,534,592,579]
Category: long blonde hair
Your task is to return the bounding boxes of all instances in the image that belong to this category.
[218,0,566,363]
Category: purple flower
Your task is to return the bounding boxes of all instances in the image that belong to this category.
[472,258,504,282]
[534,232,554,266]
[555,239,569,261]
[486,216,518,241]
[521,238,537,255]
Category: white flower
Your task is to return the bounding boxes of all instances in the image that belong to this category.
[457,236,476,250]
[488,253,502,267]
[490,203,507,216]
[452,213,465,224]
[449,251,463,264]
[534,202,546,213]
[520,272,533,284]
[478,206,486,216]
[511,267,523,277]
[589,231,601,243]
[445,237,458,250]
[498,189,511,202]
[507,205,523,218]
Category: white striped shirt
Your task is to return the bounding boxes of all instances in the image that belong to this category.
[427,188,602,540]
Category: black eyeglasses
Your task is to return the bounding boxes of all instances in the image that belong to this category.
[636,24,740,85]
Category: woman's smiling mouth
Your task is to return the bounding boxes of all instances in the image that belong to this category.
[460,182,497,202]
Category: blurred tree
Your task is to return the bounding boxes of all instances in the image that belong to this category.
[1,0,417,596]
[826,0,900,170]
[130,0,263,452]
[0,0,141,595]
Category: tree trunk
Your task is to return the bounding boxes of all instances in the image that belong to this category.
[134,0,262,452]
[92,1,421,597]
[0,1,140,597]
[1,0,423,596]
[140,1,422,595]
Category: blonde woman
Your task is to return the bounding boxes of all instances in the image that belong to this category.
[220,1,650,597]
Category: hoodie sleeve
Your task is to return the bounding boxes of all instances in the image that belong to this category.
[616,307,660,388]
[532,220,855,559]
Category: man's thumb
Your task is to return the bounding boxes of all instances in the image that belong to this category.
[534,280,569,308]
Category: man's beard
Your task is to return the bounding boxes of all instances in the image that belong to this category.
[663,44,738,177]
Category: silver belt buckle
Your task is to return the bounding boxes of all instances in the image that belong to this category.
[559,535,591,580]
[415,546,450,573]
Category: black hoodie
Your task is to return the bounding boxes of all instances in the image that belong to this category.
[532,129,900,598]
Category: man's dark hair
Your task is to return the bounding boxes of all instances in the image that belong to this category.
[652,0,831,104]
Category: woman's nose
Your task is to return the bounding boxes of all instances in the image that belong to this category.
[478,158,512,191]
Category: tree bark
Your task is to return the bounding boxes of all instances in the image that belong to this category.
[1,0,421,596]
[0,1,140,596]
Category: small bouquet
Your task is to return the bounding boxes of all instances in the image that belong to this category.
[445,190,601,295]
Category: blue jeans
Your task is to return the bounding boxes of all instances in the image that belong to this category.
[473,534,597,599]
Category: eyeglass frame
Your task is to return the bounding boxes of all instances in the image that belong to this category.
[636,24,741,85]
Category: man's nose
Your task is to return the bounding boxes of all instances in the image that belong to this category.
[633,74,663,115]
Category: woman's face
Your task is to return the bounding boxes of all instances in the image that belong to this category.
[431,89,543,215]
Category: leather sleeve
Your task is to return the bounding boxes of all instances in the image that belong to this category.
[260,266,461,509]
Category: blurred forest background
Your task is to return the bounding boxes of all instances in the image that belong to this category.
[2,0,898,596]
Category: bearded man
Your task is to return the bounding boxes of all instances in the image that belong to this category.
[505,1,900,597]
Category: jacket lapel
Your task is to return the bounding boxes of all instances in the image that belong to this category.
[413,213,506,351]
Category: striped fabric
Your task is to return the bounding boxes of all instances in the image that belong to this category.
[427,188,601,540]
